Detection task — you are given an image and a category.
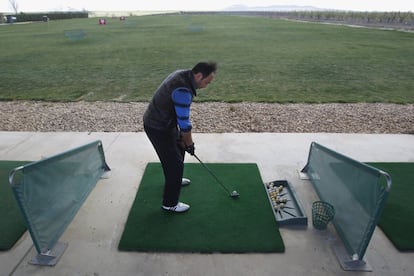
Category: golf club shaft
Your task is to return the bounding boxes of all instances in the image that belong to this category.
[193,153,231,194]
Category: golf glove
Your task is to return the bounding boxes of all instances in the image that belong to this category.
[185,143,195,156]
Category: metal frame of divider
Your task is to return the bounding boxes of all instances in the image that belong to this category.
[9,140,110,266]
[301,142,391,271]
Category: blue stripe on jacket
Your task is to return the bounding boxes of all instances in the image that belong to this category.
[171,88,193,132]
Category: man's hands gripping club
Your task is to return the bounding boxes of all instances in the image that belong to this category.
[184,143,195,156]
[179,131,195,156]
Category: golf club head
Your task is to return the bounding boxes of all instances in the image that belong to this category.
[230,190,240,199]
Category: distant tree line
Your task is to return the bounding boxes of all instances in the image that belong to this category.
[183,11,414,29]
[278,11,414,27]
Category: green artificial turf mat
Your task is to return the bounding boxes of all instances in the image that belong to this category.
[368,162,414,251]
[0,161,31,250]
[119,163,285,253]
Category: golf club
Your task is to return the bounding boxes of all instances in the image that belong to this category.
[193,153,240,199]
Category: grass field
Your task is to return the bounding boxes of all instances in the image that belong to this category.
[1,14,413,103]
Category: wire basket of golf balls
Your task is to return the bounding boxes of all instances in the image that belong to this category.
[312,201,335,230]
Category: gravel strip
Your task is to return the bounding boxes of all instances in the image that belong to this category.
[0,101,413,134]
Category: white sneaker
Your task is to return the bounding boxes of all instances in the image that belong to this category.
[181,178,191,186]
[162,202,190,213]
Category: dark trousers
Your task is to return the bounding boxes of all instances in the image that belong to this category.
[144,124,185,207]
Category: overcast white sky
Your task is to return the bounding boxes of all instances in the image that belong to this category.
[1,0,413,13]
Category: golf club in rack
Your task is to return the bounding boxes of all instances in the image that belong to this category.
[193,153,240,199]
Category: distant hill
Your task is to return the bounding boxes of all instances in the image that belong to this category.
[223,5,327,11]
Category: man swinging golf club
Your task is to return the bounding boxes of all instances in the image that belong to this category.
[143,61,217,213]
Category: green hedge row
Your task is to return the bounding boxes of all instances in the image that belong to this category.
[14,12,88,22]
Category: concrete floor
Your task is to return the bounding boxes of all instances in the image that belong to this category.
[1,132,413,276]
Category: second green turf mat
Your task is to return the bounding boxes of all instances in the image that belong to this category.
[119,163,285,253]
[368,162,414,251]
[0,161,31,251]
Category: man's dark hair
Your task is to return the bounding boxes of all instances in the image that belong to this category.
[192,61,217,79]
